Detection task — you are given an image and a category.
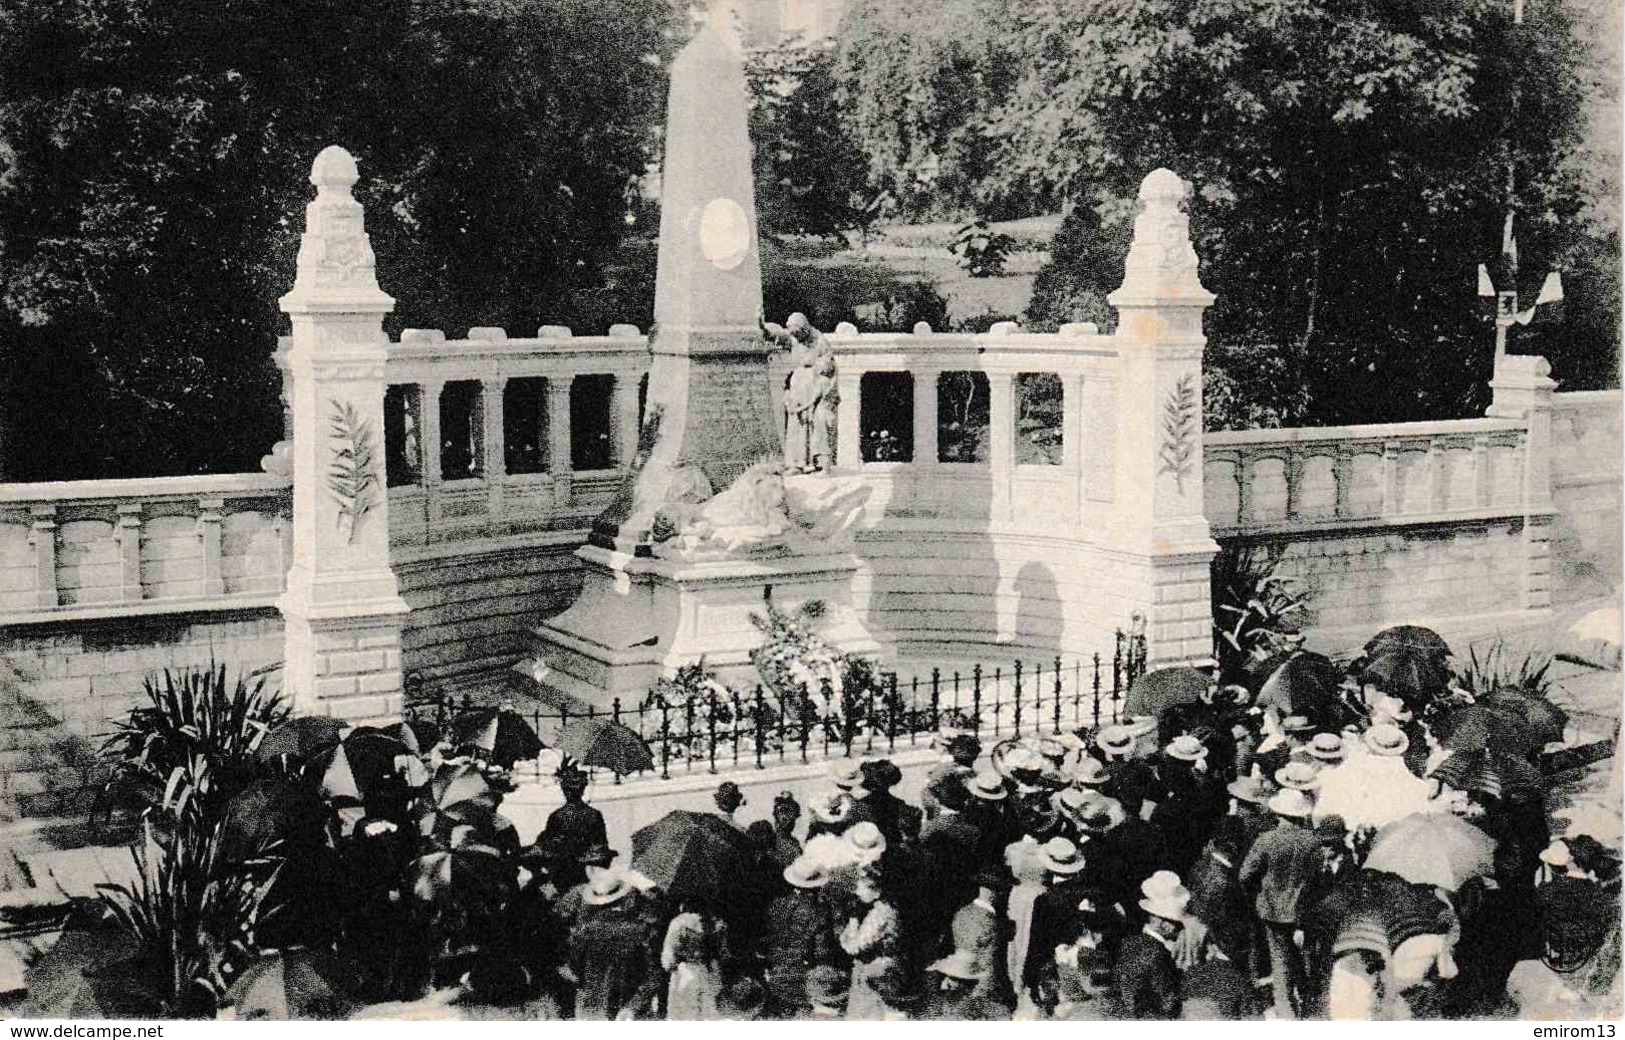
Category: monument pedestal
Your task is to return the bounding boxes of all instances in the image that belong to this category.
[520,545,883,710]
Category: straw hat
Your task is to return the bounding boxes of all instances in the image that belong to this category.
[1274,761,1321,791]
[1040,836,1087,875]
[1364,723,1411,757]
[830,760,864,790]
[1540,840,1573,869]
[1138,870,1191,922]
[810,792,854,826]
[1306,732,1346,762]
[1282,715,1316,734]
[1095,725,1135,758]
[1268,788,1314,819]
[965,770,1008,801]
[847,821,887,864]
[1226,765,1275,805]
[929,950,990,982]
[1165,735,1208,763]
[806,965,849,1008]
[583,870,634,906]
[784,856,831,890]
[1123,716,1158,740]
[1069,756,1111,787]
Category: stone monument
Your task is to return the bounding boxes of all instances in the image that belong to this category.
[520,22,880,708]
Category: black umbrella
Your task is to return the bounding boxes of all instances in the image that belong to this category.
[256,716,345,764]
[408,844,516,914]
[557,717,654,776]
[1483,689,1568,749]
[310,729,414,805]
[1360,646,1451,701]
[221,775,326,861]
[1434,702,1538,757]
[1428,749,1545,804]
[1122,666,1209,719]
[450,706,544,769]
[630,810,754,904]
[1365,625,1453,661]
[22,908,164,1018]
[222,948,360,1020]
[1257,653,1341,721]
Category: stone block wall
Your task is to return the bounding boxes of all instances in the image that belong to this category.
[1230,518,1529,656]
[1549,390,1622,601]
[396,539,587,688]
[0,610,283,822]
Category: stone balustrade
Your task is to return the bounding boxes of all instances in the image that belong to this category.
[374,325,650,553]
[1203,417,1535,538]
[0,473,292,623]
[769,321,1118,533]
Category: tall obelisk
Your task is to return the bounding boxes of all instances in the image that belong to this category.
[590,18,779,553]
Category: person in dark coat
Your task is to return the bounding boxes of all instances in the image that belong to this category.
[923,734,981,820]
[769,791,803,871]
[920,771,1009,951]
[568,872,664,1020]
[1185,824,1252,967]
[1238,788,1323,1019]
[1088,795,1163,918]
[763,856,842,1017]
[542,763,607,891]
[1021,837,1111,1010]
[1151,736,1228,877]
[1112,873,1189,1019]
[1096,723,1160,813]
[858,759,919,848]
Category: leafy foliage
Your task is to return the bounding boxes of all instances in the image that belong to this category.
[100,663,287,823]
[0,0,684,479]
[1455,637,1556,700]
[1210,544,1310,681]
[326,399,380,543]
[1002,0,1612,423]
[98,817,280,1016]
[949,219,1016,277]
[1157,372,1200,493]
[745,36,876,239]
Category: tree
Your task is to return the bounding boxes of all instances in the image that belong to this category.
[745,36,875,239]
[831,0,1030,221]
[1003,0,1604,426]
[0,0,684,479]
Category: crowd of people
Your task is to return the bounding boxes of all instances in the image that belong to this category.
[511,671,1619,1021]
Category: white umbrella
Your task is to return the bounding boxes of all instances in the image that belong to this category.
[1569,605,1622,647]
[1314,753,1434,831]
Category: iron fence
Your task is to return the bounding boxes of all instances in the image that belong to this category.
[418,629,1149,783]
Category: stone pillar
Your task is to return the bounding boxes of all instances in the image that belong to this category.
[912,370,937,466]
[1102,169,1219,666]
[988,372,1015,521]
[837,369,862,469]
[612,372,641,469]
[277,145,409,725]
[482,378,505,519]
[28,505,57,609]
[547,376,575,510]
[198,496,226,596]
[115,503,143,602]
[1486,354,1558,611]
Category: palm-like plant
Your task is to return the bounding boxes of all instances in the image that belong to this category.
[101,663,288,818]
[1211,545,1309,681]
[97,815,280,1016]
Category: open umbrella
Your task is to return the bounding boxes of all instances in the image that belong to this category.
[1364,812,1495,891]
[22,908,164,1018]
[1433,702,1537,757]
[310,729,414,805]
[557,717,654,776]
[256,716,345,764]
[1313,753,1433,831]
[221,775,326,861]
[1122,666,1209,719]
[1428,748,1545,804]
[1365,626,1453,661]
[428,761,498,814]
[408,844,515,912]
[450,706,544,769]
[1482,689,1568,749]
[1257,653,1341,721]
[630,810,754,904]
[1360,647,1451,702]
[222,948,359,1020]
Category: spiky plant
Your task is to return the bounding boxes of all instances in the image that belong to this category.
[101,663,288,819]
[1455,638,1556,700]
[97,815,280,1016]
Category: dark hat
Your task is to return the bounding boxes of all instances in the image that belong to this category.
[861,758,903,791]
[719,976,765,1019]
[946,733,982,758]
[714,781,746,810]
[773,790,801,815]
[869,962,928,1008]
[556,762,589,787]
